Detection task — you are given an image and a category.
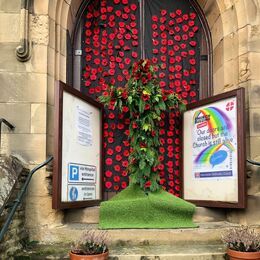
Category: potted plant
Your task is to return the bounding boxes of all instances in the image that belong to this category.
[70,230,109,260]
[222,225,260,259]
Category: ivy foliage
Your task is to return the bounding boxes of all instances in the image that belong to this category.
[99,59,185,192]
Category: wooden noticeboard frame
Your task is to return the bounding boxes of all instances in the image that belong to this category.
[52,81,104,209]
[181,88,246,208]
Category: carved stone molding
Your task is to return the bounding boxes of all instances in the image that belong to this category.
[16,0,32,62]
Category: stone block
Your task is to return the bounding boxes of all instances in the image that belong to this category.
[1,133,46,164]
[48,0,57,20]
[238,54,250,83]
[47,46,55,77]
[0,103,30,133]
[204,0,220,29]
[0,72,47,103]
[221,7,237,37]
[223,58,239,87]
[0,43,26,72]
[60,27,67,56]
[33,0,49,14]
[234,0,247,29]
[60,2,70,29]
[213,66,224,95]
[49,18,55,49]
[247,162,260,196]
[211,17,224,49]
[249,108,260,136]
[46,135,54,155]
[31,15,49,45]
[25,195,63,229]
[26,168,50,197]
[47,75,55,105]
[31,103,47,134]
[244,0,260,25]
[47,105,54,137]
[238,26,249,56]
[249,136,260,160]
[28,44,48,73]
[227,195,260,225]
[249,52,260,81]
[65,206,100,224]
[0,13,20,42]
[197,0,207,9]
[59,54,67,82]
[0,0,20,13]
[193,207,226,222]
[249,80,260,108]
[223,33,239,62]
[213,41,224,71]
[248,25,260,52]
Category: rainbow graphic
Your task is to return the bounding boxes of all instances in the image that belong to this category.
[193,107,233,134]
[194,141,235,165]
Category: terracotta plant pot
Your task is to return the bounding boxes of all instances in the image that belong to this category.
[69,251,109,260]
[227,248,260,260]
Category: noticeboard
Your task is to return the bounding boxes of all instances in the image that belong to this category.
[181,88,246,208]
[52,81,104,209]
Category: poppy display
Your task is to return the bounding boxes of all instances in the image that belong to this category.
[82,0,200,195]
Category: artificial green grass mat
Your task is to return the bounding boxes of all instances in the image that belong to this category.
[99,184,198,229]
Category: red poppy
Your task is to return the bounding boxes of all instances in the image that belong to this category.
[121,182,128,189]
[170,12,176,18]
[190,67,196,74]
[176,56,182,62]
[122,161,128,167]
[132,41,138,47]
[160,17,166,23]
[105,158,113,165]
[174,35,181,41]
[124,6,130,13]
[144,181,151,188]
[176,9,182,16]
[122,13,128,20]
[115,145,122,153]
[190,12,196,19]
[115,10,121,17]
[130,3,137,11]
[123,150,129,156]
[152,24,158,30]
[159,24,166,31]
[152,57,158,63]
[132,51,138,58]
[159,81,166,88]
[122,0,128,4]
[160,55,166,62]
[152,15,158,22]
[130,22,137,27]
[188,20,195,27]
[161,9,167,16]
[189,58,196,65]
[105,182,112,189]
[176,17,183,23]
[189,40,197,47]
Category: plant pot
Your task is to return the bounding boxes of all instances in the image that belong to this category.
[227,248,260,260]
[69,251,109,260]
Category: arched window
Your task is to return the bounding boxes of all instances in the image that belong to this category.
[69,0,212,198]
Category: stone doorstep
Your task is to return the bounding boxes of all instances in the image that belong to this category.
[16,243,226,260]
[30,221,250,246]
[64,206,227,224]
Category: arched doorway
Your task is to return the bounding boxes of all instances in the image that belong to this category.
[68,0,213,198]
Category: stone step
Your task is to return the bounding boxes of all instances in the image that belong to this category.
[64,206,227,224]
[16,243,226,260]
[31,221,240,245]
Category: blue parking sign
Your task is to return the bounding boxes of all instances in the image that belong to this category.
[69,165,79,181]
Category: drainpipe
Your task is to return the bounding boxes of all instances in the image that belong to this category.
[16,0,32,62]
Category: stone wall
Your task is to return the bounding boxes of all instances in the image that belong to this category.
[0,155,29,258]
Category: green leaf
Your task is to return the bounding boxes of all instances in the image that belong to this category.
[139,159,146,170]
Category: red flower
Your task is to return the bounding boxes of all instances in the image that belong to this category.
[115,10,121,17]
[159,81,166,88]
[132,122,138,129]
[130,22,137,27]
[132,41,138,47]
[190,40,197,47]
[122,0,128,4]
[122,161,128,167]
[174,35,181,41]
[142,94,150,101]
[176,17,183,23]
[105,170,113,178]
[144,181,151,188]
[131,52,137,60]
[124,6,130,13]
[105,182,112,189]
[116,154,122,161]
[174,26,181,32]
[121,182,128,189]
[152,15,158,22]
[159,24,166,31]
[189,58,196,65]
[188,20,195,27]
[152,24,158,30]
[160,17,166,23]
[115,145,122,152]
[123,150,130,156]
[122,13,128,20]
[130,4,137,11]
[107,6,113,12]
[161,9,167,16]
[105,158,113,165]
[176,9,182,16]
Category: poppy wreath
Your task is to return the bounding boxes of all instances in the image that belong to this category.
[99,59,185,192]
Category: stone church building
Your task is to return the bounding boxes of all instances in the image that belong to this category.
[0,0,260,258]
